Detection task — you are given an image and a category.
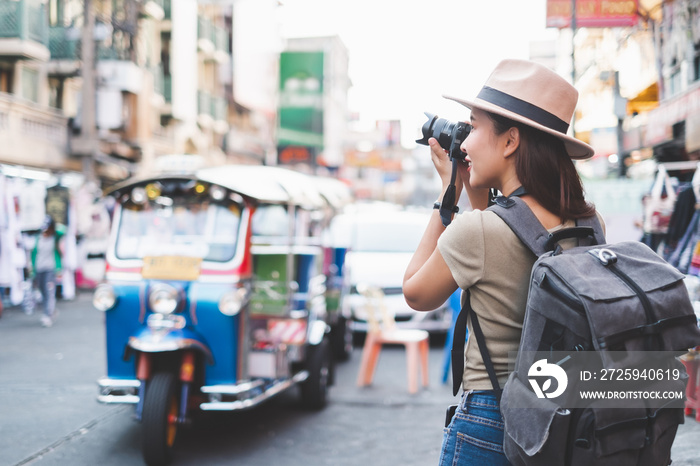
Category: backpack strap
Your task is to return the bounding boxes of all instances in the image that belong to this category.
[487,190,606,256]
[451,188,605,399]
[451,290,503,401]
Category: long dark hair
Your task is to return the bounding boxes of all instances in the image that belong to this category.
[487,111,595,220]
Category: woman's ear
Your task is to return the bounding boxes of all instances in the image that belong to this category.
[503,127,520,158]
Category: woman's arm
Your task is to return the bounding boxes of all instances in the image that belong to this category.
[403,139,460,311]
[403,217,459,311]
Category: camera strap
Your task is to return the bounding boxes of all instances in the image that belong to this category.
[439,158,459,227]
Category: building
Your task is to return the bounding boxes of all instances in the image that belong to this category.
[628,0,700,167]
[278,35,351,174]
[0,0,70,174]
[565,0,700,175]
[0,0,280,187]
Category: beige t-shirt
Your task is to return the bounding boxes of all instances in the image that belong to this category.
[438,209,604,391]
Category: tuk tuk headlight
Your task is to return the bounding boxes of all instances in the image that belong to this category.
[93,284,116,311]
[148,283,179,315]
[219,287,248,316]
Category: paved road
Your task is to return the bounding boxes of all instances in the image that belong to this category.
[1,293,455,466]
[2,289,699,465]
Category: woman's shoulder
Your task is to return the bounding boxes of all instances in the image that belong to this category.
[441,209,516,249]
[453,209,517,231]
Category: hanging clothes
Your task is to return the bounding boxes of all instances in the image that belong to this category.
[662,184,696,260]
[0,176,29,305]
[668,209,700,274]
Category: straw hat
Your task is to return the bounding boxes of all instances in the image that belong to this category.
[444,59,594,160]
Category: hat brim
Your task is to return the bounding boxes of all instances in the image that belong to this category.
[444,95,594,160]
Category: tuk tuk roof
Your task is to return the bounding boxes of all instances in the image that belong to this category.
[107,164,352,209]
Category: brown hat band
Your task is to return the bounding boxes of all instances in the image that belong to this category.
[477,86,570,134]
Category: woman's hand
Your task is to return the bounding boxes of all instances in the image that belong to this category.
[428,138,460,190]
[429,138,465,209]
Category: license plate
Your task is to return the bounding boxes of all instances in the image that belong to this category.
[141,256,202,280]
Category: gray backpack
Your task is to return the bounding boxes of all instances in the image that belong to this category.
[454,193,700,466]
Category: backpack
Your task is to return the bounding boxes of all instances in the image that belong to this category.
[452,193,700,466]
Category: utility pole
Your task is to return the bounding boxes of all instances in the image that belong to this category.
[80,0,97,182]
[613,71,627,177]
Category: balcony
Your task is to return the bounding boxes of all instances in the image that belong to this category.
[48,26,136,76]
[0,0,50,61]
[196,90,228,132]
[141,0,165,21]
[211,95,228,133]
[0,92,68,168]
[197,16,229,62]
[163,0,171,20]
[163,75,172,103]
[197,89,213,127]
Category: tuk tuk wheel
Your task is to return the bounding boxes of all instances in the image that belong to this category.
[331,316,353,362]
[300,338,331,410]
[142,372,179,466]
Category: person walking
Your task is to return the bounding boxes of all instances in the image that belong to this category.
[403,59,602,465]
[31,215,63,327]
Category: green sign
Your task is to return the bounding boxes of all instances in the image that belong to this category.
[278,51,324,151]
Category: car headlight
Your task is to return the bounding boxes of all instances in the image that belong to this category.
[93,284,117,311]
[148,283,179,315]
[219,287,248,316]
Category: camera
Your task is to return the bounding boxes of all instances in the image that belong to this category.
[416,112,471,160]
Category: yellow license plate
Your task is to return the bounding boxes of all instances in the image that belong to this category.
[141,256,202,280]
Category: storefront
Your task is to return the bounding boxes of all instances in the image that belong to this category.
[0,165,111,308]
[645,84,700,162]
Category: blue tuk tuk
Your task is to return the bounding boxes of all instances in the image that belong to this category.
[93,164,352,465]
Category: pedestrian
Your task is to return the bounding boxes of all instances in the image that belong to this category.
[403,59,601,465]
[31,215,64,327]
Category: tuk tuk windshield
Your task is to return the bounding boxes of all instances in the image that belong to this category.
[115,199,241,262]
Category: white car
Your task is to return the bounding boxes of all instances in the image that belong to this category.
[330,206,452,335]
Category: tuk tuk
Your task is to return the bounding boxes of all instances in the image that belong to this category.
[93,164,352,465]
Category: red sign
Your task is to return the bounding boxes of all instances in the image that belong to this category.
[546,0,639,28]
[278,145,315,165]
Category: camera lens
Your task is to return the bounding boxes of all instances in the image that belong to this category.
[416,112,470,160]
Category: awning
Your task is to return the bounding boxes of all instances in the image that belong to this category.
[627,82,658,115]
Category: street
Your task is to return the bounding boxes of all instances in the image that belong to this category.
[2,290,700,466]
[1,292,455,466]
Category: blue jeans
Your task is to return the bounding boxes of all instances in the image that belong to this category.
[35,270,56,317]
[439,390,511,466]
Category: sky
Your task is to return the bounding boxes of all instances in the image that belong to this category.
[277,0,558,144]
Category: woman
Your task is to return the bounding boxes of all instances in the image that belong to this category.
[403,59,600,465]
[31,215,63,327]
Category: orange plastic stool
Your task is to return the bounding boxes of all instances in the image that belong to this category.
[355,285,429,394]
[357,328,430,394]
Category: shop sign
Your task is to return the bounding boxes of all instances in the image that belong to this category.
[278,51,324,152]
[277,145,316,165]
[45,185,70,226]
[645,85,700,147]
[345,149,382,168]
[546,0,639,28]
